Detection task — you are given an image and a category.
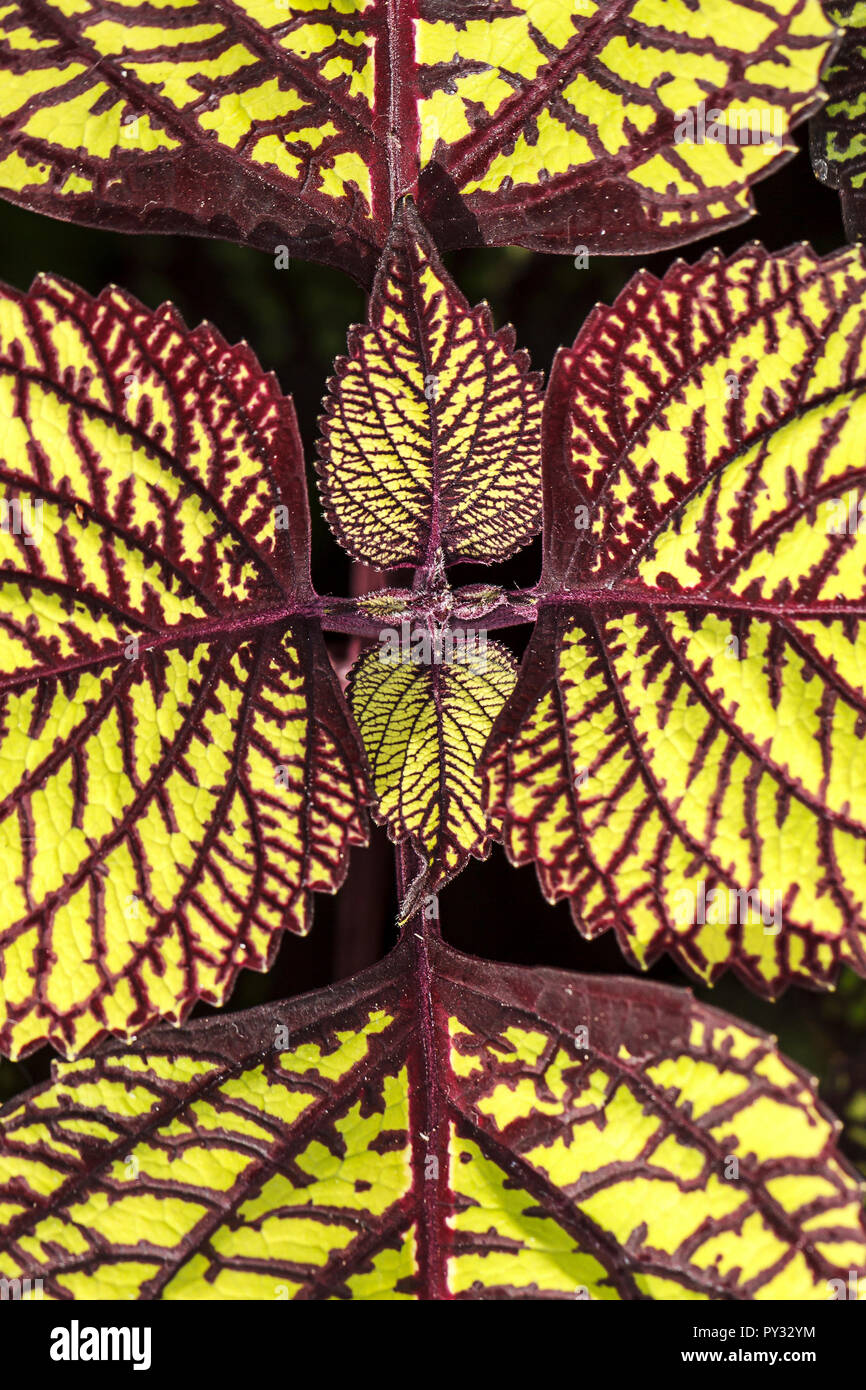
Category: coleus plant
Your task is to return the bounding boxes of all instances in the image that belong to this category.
[0,0,865,1302]
[0,0,837,279]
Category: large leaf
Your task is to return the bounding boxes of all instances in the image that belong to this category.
[348,636,517,914]
[0,0,836,280]
[811,0,866,241]
[316,200,543,569]
[484,242,866,997]
[1,922,863,1300]
[0,273,367,1060]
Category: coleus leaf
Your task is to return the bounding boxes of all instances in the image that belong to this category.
[0,273,367,1060]
[842,1090,866,1173]
[0,0,836,282]
[348,637,517,914]
[317,201,542,569]
[484,242,866,997]
[811,1,866,241]
[1,922,863,1301]
[818,972,866,1173]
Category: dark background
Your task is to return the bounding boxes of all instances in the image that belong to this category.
[1,127,864,1171]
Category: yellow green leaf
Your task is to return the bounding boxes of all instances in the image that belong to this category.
[348,633,516,911]
[317,202,543,568]
[1,931,863,1299]
[0,272,367,1060]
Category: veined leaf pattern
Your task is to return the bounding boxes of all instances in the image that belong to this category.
[0,273,367,1060]
[811,0,866,241]
[316,201,542,569]
[1,929,863,1300]
[0,0,861,1316]
[348,638,517,912]
[0,0,836,280]
[484,243,866,996]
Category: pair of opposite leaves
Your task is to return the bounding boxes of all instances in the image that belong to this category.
[1,209,866,1301]
[0,0,846,282]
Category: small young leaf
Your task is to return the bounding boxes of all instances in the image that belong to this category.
[485,243,866,996]
[348,638,516,912]
[0,274,367,1059]
[317,203,542,569]
[1,931,862,1300]
[811,1,866,240]
[0,0,836,278]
